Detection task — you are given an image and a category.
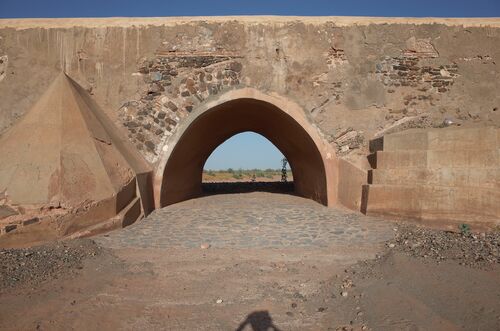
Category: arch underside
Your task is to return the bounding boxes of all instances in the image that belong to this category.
[160,98,329,207]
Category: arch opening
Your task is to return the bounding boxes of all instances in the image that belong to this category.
[156,91,338,208]
[201,131,295,195]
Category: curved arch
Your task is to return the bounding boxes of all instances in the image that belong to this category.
[154,88,339,208]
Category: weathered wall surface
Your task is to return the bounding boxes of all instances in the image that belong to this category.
[0,17,499,168]
[364,126,500,230]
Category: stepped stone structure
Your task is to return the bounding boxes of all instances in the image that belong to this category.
[364,127,499,229]
[0,73,152,247]
[0,16,499,245]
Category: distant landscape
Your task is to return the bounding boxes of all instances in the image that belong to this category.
[202,168,293,182]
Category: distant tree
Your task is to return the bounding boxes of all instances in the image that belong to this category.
[227,168,234,173]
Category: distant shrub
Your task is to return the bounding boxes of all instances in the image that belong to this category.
[459,223,471,235]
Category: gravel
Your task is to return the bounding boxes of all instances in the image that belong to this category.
[390,223,500,269]
[0,239,103,290]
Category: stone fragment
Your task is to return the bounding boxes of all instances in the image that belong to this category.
[167,101,178,111]
[405,37,439,58]
[125,121,139,128]
[5,224,17,233]
[229,62,243,72]
[165,118,177,126]
[136,133,145,142]
[144,141,155,151]
[148,83,162,94]
[0,205,18,219]
[150,71,162,81]
[0,55,8,82]
[208,85,218,95]
[440,68,451,77]
[185,78,195,87]
[23,217,39,226]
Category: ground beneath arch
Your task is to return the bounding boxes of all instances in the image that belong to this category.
[97,192,393,249]
[0,193,498,330]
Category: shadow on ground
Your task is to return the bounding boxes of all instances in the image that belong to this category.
[202,181,294,195]
[235,310,281,331]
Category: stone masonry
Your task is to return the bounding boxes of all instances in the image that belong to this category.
[0,17,498,164]
[0,17,499,241]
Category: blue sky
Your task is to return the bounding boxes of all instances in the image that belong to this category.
[0,0,499,18]
[1,1,498,169]
[204,132,287,171]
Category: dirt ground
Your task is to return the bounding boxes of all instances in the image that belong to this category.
[0,223,498,331]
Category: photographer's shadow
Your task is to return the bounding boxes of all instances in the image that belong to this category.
[235,310,281,331]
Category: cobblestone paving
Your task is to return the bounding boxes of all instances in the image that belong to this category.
[96,193,395,249]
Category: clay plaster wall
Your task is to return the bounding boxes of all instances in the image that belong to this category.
[0,17,499,210]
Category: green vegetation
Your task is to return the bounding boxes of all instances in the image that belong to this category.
[202,168,293,182]
[459,223,471,235]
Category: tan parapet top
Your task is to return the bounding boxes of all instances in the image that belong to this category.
[0,16,500,29]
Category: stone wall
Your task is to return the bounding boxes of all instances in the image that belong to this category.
[0,17,499,166]
[364,127,500,230]
[120,52,243,161]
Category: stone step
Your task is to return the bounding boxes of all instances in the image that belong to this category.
[370,167,500,188]
[364,184,500,225]
[383,127,499,151]
[375,149,499,169]
[383,129,429,151]
[66,196,143,239]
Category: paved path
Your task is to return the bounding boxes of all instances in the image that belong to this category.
[95,192,393,248]
[96,192,394,249]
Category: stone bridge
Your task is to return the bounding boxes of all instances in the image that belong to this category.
[0,17,499,245]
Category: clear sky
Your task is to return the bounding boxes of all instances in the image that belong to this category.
[0,0,499,18]
[204,132,287,171]
[1,1,498,169]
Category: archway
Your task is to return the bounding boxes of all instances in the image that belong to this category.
[154,88,339,208]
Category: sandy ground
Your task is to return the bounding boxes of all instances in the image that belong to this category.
[0,233,498,330]
[1,194,499,330]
